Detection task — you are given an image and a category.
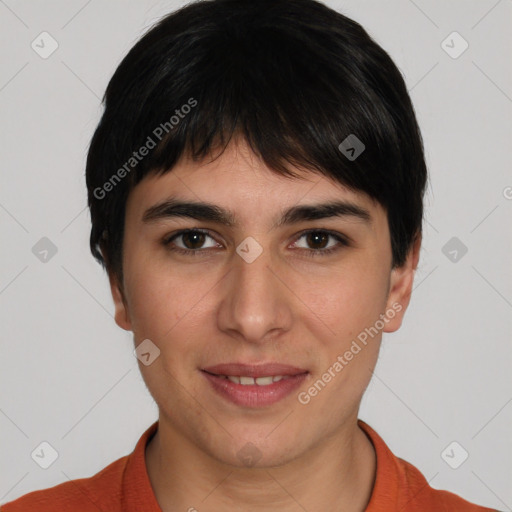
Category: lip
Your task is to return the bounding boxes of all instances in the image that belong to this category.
[201,363,309,408]
[202,363,308,378]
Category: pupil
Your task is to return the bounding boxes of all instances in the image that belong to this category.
[184,232,204,249]
[308,232,327,249]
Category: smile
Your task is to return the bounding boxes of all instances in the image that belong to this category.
[201,364,309,407]
[218,375,289,385]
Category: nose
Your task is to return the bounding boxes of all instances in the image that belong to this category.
[216,240,293,345]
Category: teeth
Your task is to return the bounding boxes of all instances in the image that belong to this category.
[224,375,287,386]
[255,376,273,386]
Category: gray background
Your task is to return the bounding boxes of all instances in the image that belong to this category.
[1,0,511,509]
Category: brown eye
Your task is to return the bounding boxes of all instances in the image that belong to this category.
[305,232,329,250]
[293,229,349,257]
[180,231,207,249]
[163,229,219,255]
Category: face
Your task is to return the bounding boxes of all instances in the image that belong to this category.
[109,138,419,468]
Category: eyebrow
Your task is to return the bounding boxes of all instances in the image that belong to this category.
[142,197,372,228]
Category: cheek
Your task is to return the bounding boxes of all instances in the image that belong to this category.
[127,275,205,341]
[125,274,173,338]
[122,236,216,339]
[299,265,389,424]
[310,258,390,344]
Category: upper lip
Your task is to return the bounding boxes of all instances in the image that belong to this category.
[202,363,308,378]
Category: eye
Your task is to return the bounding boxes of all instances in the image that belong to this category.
[163,229,219,256]
[292,229,349,257]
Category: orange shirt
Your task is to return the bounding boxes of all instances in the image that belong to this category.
[1,420,497,511]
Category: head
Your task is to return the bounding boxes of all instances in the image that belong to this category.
[86,0,426,467]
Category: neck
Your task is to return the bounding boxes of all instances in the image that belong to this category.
[145,416,376,512]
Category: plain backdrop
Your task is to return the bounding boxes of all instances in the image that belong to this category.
[1,0,511,509]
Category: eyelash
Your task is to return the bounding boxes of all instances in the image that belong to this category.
[162,229,350,258]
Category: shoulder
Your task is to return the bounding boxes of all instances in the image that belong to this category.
[358,420,497,512]
[397,456,497,511]
[1,421,159,512]
[0,455,128,512]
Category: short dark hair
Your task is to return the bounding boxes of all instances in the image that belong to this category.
[86,0,427,287]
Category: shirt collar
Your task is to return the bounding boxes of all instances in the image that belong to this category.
[122,420,161,512]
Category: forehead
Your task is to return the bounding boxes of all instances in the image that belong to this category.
[125,140,382,226]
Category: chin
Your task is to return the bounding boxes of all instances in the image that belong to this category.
[210,433,304,470]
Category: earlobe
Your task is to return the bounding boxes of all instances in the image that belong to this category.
[383,234,422,333]
[108,272,132,331]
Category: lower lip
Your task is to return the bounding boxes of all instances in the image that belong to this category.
[201,371,308,408]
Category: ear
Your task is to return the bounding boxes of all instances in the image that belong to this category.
[108,271,132,331]
[383,234,421,333]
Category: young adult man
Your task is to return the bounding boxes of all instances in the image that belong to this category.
[1,0,498,510]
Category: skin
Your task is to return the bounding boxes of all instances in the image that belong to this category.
[108,138,421,512]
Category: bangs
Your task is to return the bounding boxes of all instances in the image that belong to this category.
[104,16,395,200]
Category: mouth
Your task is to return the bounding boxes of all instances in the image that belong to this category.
[201,363,309,408]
